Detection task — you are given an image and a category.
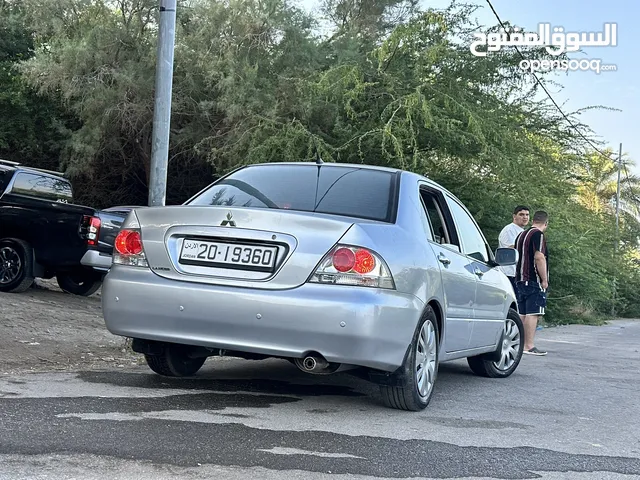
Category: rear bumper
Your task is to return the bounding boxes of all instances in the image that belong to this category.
[101,266,424,372]
[81,249,112,271]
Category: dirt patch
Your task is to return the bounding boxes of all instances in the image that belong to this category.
[0,279,141,375]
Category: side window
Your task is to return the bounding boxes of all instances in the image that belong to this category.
[0,169,11,192]
[9,172,73,203]
[419,188,452,245]
[445,196,490,263]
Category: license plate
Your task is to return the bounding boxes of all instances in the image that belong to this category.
[179,239,278,271]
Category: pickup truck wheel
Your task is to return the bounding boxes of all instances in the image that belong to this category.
[56,270,102,296]
[379,306,439,411]
[467,308,524,378]
[144,345,206,377]
[0,239,35,293]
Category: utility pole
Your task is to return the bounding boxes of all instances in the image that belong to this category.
[612,142,622,316]
[615,142,623,244]
[148,0,177,207]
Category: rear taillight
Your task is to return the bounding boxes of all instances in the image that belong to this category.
[81,215,101,246]
[309,244,395,289]
[113,229,148,267]
[115,230,142,255]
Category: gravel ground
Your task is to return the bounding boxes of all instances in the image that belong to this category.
[0,279,139,375]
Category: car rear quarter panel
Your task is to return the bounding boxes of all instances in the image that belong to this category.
[339,171,445,314]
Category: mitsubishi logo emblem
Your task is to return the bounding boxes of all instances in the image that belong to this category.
[220,212,236,227]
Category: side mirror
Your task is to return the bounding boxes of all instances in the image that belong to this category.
[494,247,517,266]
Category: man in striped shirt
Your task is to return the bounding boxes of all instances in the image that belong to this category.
[514,211,549,356]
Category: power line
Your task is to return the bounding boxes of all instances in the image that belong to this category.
[483,0,640,274]
[483,0,613,161]
[484,0,640,219]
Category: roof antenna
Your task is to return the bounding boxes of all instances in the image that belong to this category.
[313,137,324,165]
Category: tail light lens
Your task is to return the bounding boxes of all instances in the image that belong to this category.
[309,244,395,289]
[113,229,148,267]
[81,215,101,246]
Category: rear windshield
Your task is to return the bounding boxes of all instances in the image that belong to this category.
[9,171,73,203]
[187,164,398,222]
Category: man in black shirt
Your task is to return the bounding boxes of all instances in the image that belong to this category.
[514,210,549,356]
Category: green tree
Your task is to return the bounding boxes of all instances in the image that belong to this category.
[0,1,71,170]
[6,0,639,322]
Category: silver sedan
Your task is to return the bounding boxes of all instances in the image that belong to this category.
[101,162,524,411]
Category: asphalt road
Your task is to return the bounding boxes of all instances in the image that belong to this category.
[1,319,639,480]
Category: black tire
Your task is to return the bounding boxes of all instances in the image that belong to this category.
[0,238,35,293]
[56,269,102,296]
[467,308,524,378]
[380,306,440,411]
[144,344,207,377]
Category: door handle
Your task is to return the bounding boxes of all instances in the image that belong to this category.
[474,267,484,277]
[438,253,451,265]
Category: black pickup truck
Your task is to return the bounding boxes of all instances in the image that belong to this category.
[0,160,129,295]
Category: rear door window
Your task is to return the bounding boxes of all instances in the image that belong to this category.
[188,165,398,222]
[419,188,452,245]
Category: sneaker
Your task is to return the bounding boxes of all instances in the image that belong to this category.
[523,347,547,356]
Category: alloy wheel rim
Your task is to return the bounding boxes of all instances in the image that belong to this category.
[0,247,21,285]
[493,318,521,371]
[415,320,437,397]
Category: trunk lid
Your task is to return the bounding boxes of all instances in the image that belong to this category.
[135,205,358,289]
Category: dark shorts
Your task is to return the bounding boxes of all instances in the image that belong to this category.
[507,276,517,294]
[516,281,547,316]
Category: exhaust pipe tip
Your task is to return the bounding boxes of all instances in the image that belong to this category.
[294,353,336,374]
[303,356,317,371]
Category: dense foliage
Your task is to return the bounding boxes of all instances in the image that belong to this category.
[1,0,639,322]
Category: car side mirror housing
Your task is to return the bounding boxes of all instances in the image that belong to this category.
[494,247,517,266]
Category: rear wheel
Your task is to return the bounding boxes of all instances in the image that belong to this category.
[144,344,207,377]
[467,308,524,378]
[380,306,439,411]
[56,269,102,296]
[0,238,35,293]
